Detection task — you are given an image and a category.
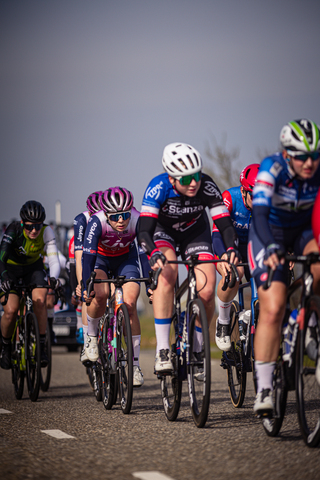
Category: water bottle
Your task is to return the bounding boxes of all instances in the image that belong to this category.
[283,309,298,365]
[242,310,251,341]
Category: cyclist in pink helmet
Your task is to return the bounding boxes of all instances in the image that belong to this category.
[82,187,147,387]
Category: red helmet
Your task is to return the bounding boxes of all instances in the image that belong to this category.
[240,164,260,192]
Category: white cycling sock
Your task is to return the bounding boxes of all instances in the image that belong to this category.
[87,315,101,336]
[154,318,171,353]
[132,335,141,366]
[255,361,276,393]
[83,325,88,346]
[217,298,232,325]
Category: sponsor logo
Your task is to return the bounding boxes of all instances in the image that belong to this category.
[146,181,163,200]
[203,180,221,197]
[167,204,204,215]
[87,222,98,244]
[77,225,83,241]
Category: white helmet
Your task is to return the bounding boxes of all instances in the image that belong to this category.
[280,119,320,153]
[162,143,202,178]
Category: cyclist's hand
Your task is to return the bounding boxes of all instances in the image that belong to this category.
[49,277,61,290]
[0,278,13,294]
[70,291,79,306]
[83,289,95,305]
[75,283,82,298]
[149,250,166,271]
[226,247,241,265]
[263,244,285,270]
[147,288,154,304]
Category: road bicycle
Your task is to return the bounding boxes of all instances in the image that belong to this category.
[1,282,54,402]
[86,272,153,414]
[220,272,259,408]
[260,252,320,448]
[158,254,237,428]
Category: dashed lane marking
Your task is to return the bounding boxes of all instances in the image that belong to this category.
[0,408,13,414]
[41,429,75,439]
[133,472,176,480]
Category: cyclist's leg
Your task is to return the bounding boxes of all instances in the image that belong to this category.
[85,267,109,362]
[0,292,19,370]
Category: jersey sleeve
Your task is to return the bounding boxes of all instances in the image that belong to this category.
[74,213,88,251]
[82,215,102,286]
[43,226,60,279]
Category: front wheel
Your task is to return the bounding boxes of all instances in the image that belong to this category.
[296,297,320,447]
[227,301,247,408]
[99,316,117,410]
[11,321,25,400]
[262,355,287,437]
[40,327,52,392]
[161,344,182,422]
[188,299,211,428]
[116,304,133,414]
[25,312,41,402]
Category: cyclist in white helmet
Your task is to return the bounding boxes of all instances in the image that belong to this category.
[138,143,239,373]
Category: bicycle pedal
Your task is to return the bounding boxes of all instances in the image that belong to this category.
[256,410,273,419]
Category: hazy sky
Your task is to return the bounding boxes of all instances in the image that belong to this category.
[1,0,320,225]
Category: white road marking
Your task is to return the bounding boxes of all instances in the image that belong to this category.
[0,408,13,414]
[40,429,75,439]
[133,472,176,480]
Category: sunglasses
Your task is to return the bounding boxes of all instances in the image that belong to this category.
[108,212,131,222]
[289,151,320,162]
[178,171,201,186]
[24,223,43,231]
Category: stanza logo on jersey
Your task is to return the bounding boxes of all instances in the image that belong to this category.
[146,181,163,200]
[163,204,204,215]
[203,180,222,198]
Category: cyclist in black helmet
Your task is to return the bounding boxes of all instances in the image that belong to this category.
[0,200,61,370]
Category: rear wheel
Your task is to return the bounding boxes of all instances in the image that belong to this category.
[116,304,133,414]
[11,321,25,400]
[40,327,52,392]
[262,355,287,437]
[296,297,320,447]
[227,301,247,408]
[188,299,211,428]
[25,312,41,402]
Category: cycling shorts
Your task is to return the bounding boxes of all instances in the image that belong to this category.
[154,219,214,260]
[0,258,47,297]
[248,221,314,288]
[94,242,141,281]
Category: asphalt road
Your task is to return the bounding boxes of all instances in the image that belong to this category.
[0,347,319,480]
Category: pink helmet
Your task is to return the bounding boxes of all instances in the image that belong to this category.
[86,191,103,214]
[240,164,260,192]
[101,187,133,213]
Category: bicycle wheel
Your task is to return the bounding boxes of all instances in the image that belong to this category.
[40,327,52,392]
[160,314,182,421]
[92,364,102,401]
[100,317,118,410]
[116,304,133,414]
[296,296,320,447]
[188,299,211,428]
[262,355,287,437]
[11,322,25,400]
[25,312,41,402]
[226,301,247,408]
[86,365,95,391]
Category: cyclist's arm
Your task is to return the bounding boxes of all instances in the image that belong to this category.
[137,215,158,256]
[214,215,238,251]
[251,204,274,248]
[81,216,102,288]
[43,226,60,279]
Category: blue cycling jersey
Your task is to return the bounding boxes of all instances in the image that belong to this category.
[253,152,320,228]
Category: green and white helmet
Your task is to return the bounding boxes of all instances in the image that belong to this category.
[280,119,320,153]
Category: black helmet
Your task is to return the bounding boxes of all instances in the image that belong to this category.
[20,200,46,223]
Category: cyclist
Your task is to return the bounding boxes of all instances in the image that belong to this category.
[82,187,148,387]
[0,201,60,369]
[248,119,320,415]
[212,163,259,351]
[74,190,104,362]
[137,142,239,373]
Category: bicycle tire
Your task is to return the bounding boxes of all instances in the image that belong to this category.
[116,304,133,414]
[40,327,52,392]
[160,320,182,421]
[226,301,247,408]
[296,296,320,447]
[11,321,25,400]
[188,298,211,428]
[262,355,287,437]
[86,365,95,391]
[92,364,102,402]
[251,299,260,394]
[25,312,41,402]
[99,314,117,409]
